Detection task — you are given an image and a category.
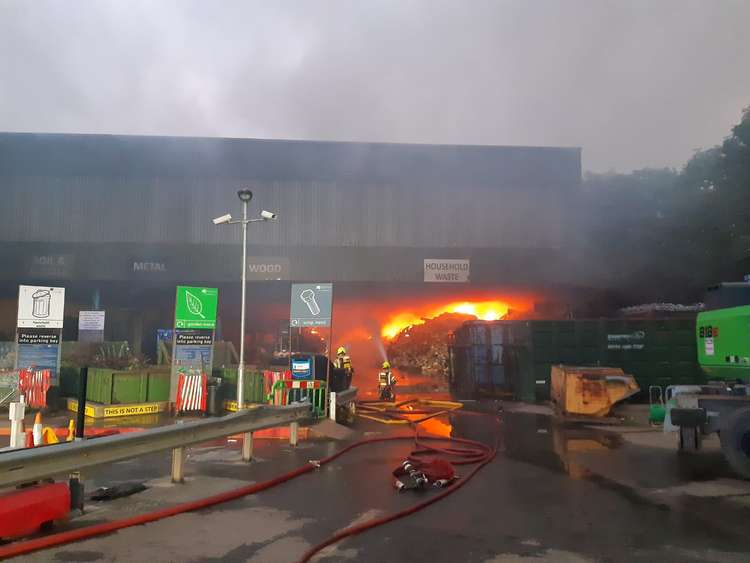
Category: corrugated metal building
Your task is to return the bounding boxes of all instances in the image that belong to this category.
[0,133,579,250]
[0,132,582,353]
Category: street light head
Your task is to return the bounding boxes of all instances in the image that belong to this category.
[237,189,253,202]
[212,213,232,225]
[260,210,278,220]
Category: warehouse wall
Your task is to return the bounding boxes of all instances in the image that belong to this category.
[0,133,580,250]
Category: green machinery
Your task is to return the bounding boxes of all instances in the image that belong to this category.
[671,304,750,478]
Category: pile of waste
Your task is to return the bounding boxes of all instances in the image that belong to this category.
[619,302,705,316]
[386,313,474,377]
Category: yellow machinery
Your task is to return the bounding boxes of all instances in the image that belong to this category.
[551,365,639,418]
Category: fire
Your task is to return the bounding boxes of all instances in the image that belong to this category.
[381,300,513,340]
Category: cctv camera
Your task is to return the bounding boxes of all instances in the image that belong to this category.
[260,210,278,220]
[237,189,253,202]
[212,213,232,225]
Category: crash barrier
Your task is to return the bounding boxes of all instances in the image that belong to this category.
[175,372,207,413]
[329,387,358,423]
[0,416,499,561]
[268,379,327,418]
[0,403,310,489]
[19,369,51,409]
[0,370,20,407]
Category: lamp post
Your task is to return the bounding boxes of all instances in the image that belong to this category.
[213,190,278,409]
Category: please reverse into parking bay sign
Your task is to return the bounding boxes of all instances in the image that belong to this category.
[174,286,219,329]
[290,283,333,327]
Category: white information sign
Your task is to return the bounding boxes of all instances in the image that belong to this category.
[79,310,106,331]
[705,337,715,356]
[17,285,66,328]
[424,259,470,283]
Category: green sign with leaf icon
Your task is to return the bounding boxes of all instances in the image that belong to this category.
[175,286,218,329]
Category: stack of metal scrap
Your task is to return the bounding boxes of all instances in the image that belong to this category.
[387,313,474,377]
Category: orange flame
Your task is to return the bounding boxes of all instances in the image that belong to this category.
[381,300,515,339]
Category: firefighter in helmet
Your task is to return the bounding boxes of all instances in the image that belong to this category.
[379,361,397,401]
[335,346,354,387]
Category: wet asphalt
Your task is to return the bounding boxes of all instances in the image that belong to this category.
[10,404,750,562]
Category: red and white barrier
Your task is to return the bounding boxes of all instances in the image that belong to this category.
[18,369,51,409]
[175,372,207,413]
[263,370,291,405]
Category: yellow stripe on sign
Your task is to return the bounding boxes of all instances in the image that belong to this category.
[67,398,169,418]
[66,398,96,418]
[224,401,262,413]
[102,403,165,417]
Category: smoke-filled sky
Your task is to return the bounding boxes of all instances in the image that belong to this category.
[1,0,748,172]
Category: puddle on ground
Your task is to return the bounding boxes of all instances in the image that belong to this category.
[501,412,622,479]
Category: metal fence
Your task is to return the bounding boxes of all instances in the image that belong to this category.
[0,369,19,407]
[0,404,310,488]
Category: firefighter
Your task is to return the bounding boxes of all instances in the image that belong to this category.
[335,346,354,387]
[378,361,396,401]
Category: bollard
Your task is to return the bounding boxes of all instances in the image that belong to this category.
[32,412,43,446]
[75,367,89,441]
[8,399,26,449]
[69,472,85,513]
[289,421,299,447]
[242,432,253,462]
[329,392,337,422]
[171,447,186,483]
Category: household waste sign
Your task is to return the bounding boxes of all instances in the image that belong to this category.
[17,285,66,328]
[175,286,218,329]
[16,285,65,383]
[424,259,470,282]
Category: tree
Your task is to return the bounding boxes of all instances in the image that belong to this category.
[579,105,750,302]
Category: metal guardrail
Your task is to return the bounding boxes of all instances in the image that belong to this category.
[333,387,357,405]
[0,404,310,489]
[329,387,358,422]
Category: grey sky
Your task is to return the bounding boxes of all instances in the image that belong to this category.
[0,0,748,172]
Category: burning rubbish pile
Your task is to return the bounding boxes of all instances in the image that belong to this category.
[381,300,527,378]
[386,313,473,377]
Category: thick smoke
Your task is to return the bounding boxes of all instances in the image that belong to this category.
[0,0,748,171]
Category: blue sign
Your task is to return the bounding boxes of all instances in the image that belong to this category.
[291,356,313,380]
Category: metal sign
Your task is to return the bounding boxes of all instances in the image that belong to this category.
[290,283,333,327]
[174,286,218,329]
[17,285,66,328]
[78,311,106,331]
[424,259,470,283]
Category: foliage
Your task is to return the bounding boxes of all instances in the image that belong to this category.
[580,106,750,302]
[64,342,150,370]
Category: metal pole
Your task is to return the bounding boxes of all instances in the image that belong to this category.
[238,200,248,409]
[75,366,88,440]
[324,292,335,418]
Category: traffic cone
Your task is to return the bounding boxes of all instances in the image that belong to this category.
[32,412,43,446]
[66,419,76,441]
[42,427,59,444]
[25,429,34,448]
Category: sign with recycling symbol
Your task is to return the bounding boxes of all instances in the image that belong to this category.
[174,286,218,329]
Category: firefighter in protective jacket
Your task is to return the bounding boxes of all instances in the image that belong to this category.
[335,346,354,387]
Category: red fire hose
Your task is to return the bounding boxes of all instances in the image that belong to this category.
[0,418,499,562]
